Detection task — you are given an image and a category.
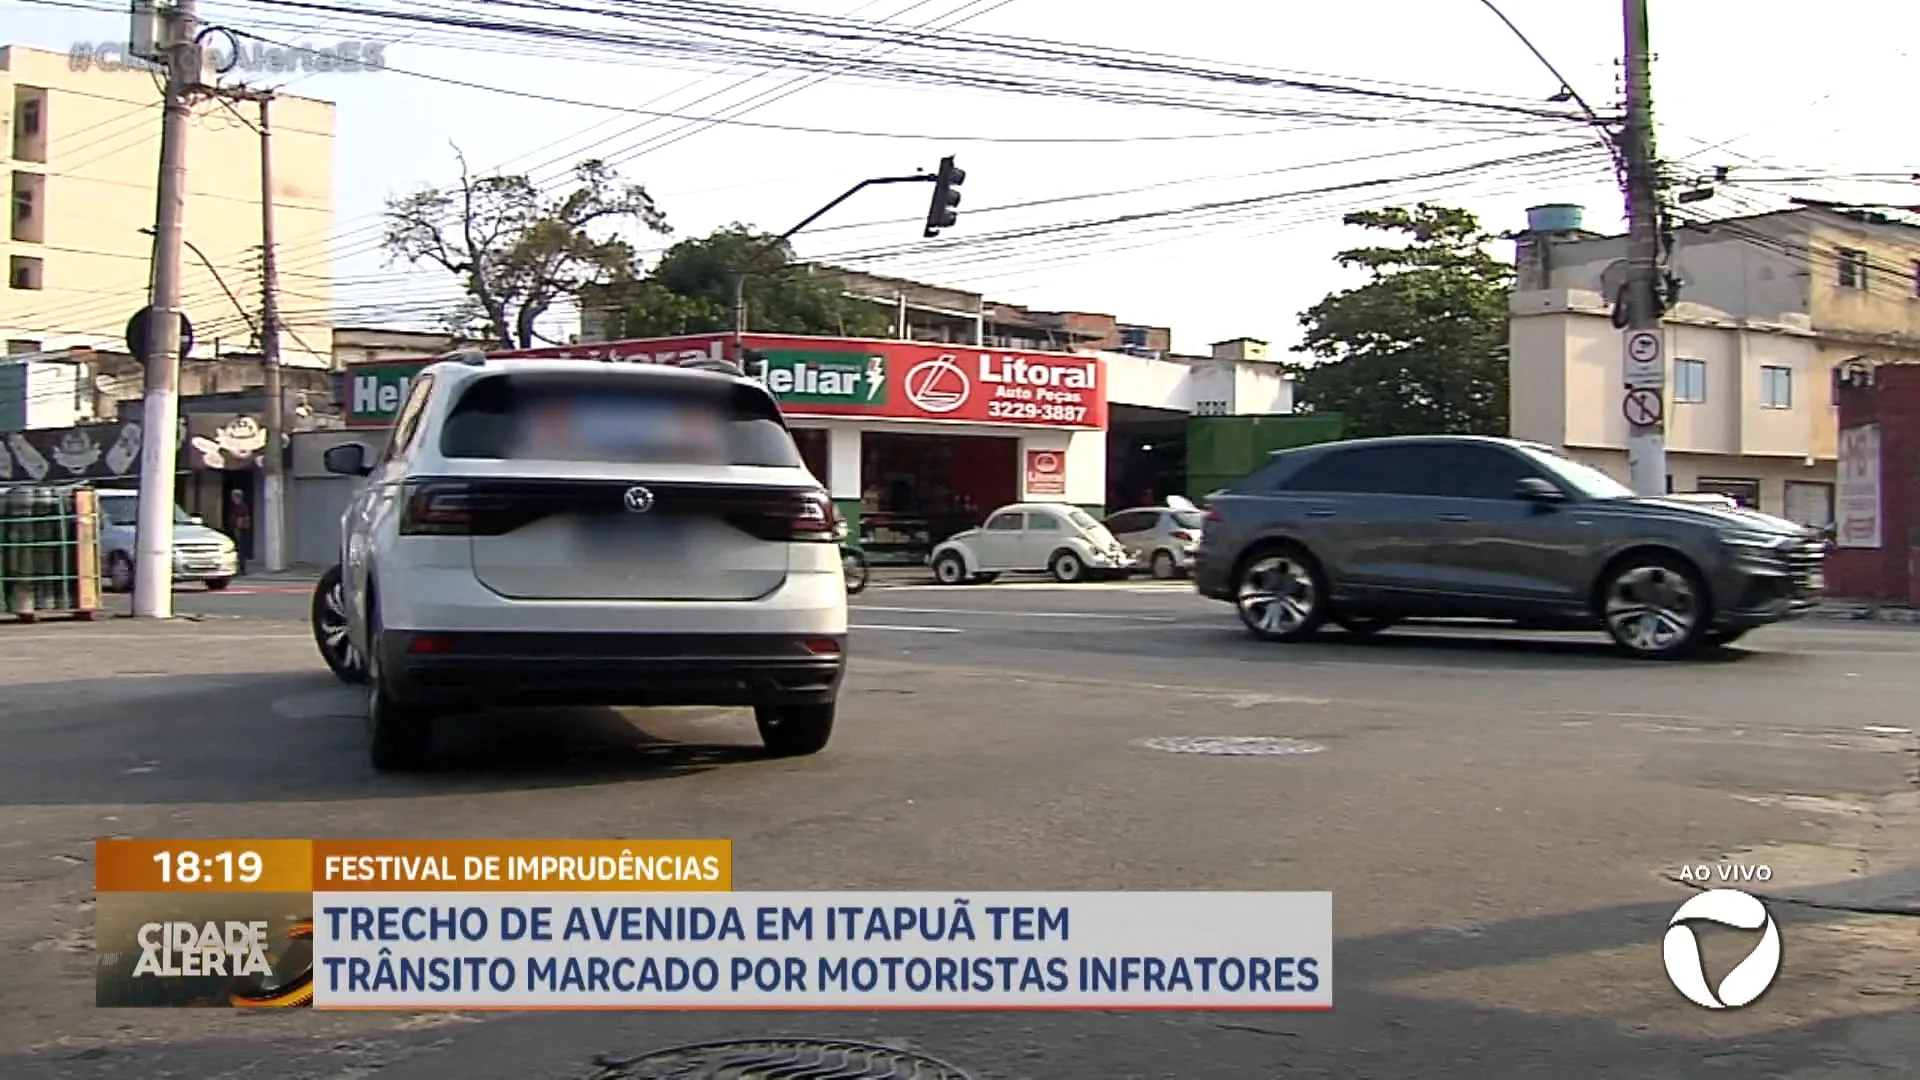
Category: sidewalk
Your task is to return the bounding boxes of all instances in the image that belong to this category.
[1809,600,1920,623]
[236,564,327,584]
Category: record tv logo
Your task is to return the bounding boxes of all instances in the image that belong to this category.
[1661,889,1781,1009]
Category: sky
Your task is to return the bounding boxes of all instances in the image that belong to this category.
[9,0,1918,356]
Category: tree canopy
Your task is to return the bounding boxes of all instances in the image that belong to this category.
[1288,203,1512,438]
[382,154,668,349]
[588,226,891,340]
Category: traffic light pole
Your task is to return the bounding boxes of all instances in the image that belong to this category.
[729,173,939,363]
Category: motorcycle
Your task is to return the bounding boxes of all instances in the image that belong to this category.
[833,515,870,595]
[841,544,870,594]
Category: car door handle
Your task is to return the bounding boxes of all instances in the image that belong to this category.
[1305,508,1336,518]
[1436,513,1472,522]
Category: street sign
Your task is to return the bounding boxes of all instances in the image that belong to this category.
[1623,387,1663,427]
[1622,328,1664,388]
[125,306,195,365]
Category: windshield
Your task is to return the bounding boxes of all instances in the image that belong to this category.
[1516,446,1635,500]
[99,496,193,527]
[1172,510,1205,530]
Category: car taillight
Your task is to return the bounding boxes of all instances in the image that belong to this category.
[1169,529,1195,542]
[1203,506,1222,525]
[787,491,835,542]
[400,483,489,535]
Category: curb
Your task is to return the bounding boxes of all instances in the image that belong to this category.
[1809,603,1920,624]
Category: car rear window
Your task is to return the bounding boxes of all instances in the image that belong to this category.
[1172,510,1204,529]
[438,372,805,467]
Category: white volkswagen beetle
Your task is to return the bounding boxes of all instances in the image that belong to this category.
[929,502,1136,585]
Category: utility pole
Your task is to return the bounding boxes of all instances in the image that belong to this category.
[132,0,199,619]
[1620,0,1667,496]
[256,92,286,572]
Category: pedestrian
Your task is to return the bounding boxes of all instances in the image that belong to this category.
[227,489,253,576]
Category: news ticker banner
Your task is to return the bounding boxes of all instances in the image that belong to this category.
[95,840,1332,1010]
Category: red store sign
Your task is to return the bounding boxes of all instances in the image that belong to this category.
[495,333,1108,430]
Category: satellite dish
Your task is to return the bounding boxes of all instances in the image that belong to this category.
[1166,495,1198,513]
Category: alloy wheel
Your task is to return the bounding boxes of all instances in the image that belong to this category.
[1236,555,1319,638]
[1603,564,1699,654]
[319,580,360,673]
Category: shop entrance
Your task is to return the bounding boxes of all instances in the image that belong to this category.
[1107,404,1187,511]
[858,432,1018,564]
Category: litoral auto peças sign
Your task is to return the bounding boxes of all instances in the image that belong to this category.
[340,335,1107,430]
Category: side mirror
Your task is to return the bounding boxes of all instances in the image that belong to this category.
[323,443,372,477]
[1515,477,1566,503]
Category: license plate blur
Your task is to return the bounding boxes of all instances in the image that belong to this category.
[581,516,682,556]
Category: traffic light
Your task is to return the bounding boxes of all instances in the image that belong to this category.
[923,156,965,238]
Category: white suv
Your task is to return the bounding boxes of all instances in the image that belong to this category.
[315,355,848,772]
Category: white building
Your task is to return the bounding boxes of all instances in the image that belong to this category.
[1506,204,1920,524]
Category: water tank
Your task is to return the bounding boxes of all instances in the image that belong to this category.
[1525,204,1584,233]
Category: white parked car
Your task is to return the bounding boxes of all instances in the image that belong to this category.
[95,488,239,592]
[1103,497,1206,580]
[310,353,848,772]
[929,502,1134,585]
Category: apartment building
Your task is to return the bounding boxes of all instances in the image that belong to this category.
[2,45,336,371]
[1507,204,1920,525]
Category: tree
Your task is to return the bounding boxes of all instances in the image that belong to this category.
[382,153,669,348]
[589,225,891,340]
[1288,203,1512,438]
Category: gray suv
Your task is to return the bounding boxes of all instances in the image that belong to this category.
[1192,435,1826,659]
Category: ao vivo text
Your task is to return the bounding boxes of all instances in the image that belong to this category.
[1675,863,1773,884]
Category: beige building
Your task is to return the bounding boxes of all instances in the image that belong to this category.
[1508,205,1920,525]
[2,45,335,368]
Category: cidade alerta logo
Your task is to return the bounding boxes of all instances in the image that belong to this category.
[904,354,970,414]
[1662,888,1782,1009]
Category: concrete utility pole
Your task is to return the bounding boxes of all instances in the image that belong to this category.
[1620,0,1667,496]
[256,92,286,572]
[133,0,200,618]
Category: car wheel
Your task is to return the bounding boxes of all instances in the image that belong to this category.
[755,703,835,757]
[1334,614,1395,637]
[1600,554,1710,660]
[933,552,968,585]
[365,602,433,772]
[1049,549,1085,583]
[1149,549,1178,580]
[107,552,134,593]
[1234,545,1328,642]
[203,577,231,591]
[311,565,366,684]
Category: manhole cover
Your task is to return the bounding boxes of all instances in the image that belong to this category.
[589,1039,974,1080]
[1134,735,1326,756]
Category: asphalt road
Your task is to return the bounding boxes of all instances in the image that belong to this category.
[3,576,1917,1078]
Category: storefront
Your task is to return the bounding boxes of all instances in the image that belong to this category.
[339,332,1110,564]
[0,412,271,557]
